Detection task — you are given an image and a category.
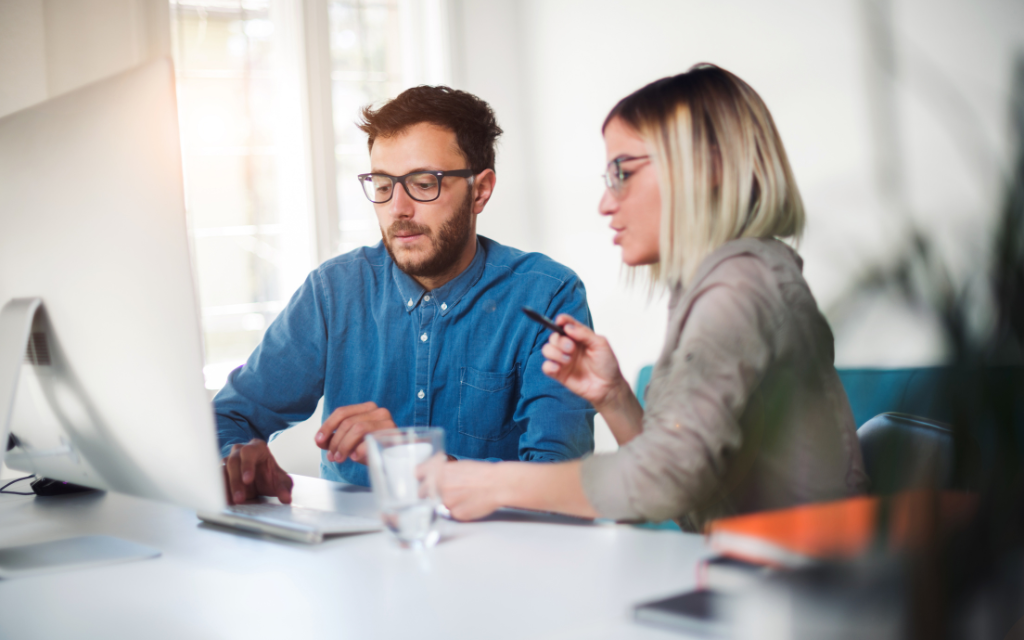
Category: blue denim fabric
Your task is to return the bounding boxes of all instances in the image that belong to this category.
[214,236,596,486]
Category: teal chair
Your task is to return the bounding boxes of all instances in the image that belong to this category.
[837,367,956,428]
[636,364,1024,433]
[636,365,654,410]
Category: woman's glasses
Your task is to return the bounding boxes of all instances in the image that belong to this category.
[602,155,650,194]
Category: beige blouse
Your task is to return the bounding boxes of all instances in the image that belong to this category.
[580,238,868,531]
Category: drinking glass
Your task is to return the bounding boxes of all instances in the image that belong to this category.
[365,427,446,548]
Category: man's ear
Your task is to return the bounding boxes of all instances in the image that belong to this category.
[471,169,496,214]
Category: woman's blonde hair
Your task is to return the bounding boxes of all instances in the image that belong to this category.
[604,63,805,288]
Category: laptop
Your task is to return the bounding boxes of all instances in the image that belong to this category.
[199,501,382,544]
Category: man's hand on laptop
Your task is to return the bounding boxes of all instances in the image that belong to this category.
[315,401,396,465]
[223,439,293,505]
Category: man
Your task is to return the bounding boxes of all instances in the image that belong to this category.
[215,86,595,504]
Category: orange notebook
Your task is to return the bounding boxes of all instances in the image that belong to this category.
[705,491,977,568]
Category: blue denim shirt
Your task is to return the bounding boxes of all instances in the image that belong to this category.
[214,236,595,485]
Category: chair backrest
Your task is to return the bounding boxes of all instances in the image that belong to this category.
[836,367,955,429]
[857,412,959,494]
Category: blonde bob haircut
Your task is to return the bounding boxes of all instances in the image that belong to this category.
[604,63,805,288]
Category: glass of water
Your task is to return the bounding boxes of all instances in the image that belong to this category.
[365,427,446,548]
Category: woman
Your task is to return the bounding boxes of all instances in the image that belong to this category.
[437,64,868,530]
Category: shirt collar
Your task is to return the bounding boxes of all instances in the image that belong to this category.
[392,238,487,316]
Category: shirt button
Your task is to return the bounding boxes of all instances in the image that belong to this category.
[420,333,428,342]
[418,390,425,399]
[407,299,413,307]
[441,303,447,311]
[424,295,431,302]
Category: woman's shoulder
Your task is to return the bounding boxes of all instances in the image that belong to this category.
[698,238,802,284]
[691,238,831,360]
[681,238,802,305]
[664,238,813,349]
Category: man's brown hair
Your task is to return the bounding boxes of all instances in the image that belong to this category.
[357,85,503,174]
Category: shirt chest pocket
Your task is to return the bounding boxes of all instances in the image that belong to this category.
[457,366,519,441]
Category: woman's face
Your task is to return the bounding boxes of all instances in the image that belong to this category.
[599,116,661,266]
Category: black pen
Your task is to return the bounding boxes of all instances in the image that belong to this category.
[522,306,570,338]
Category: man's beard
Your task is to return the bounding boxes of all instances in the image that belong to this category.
[381,191,474,279]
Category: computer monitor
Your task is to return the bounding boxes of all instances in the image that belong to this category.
[0,57,226,514]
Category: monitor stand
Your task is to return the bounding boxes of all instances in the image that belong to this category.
[0,298,161,578]
[0,535,160,579]
[0,298,42,460]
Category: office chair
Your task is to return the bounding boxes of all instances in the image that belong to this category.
[857,412,977,494]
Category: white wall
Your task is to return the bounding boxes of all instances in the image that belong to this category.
[0,0,169,119]
[449,0,541,254]
[0,1,48,118]
[453,0,1024,399]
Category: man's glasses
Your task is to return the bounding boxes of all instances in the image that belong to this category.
[602,155,650,194]
[357,169,475,204]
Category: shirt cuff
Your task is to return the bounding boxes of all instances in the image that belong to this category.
[579,452,641,521]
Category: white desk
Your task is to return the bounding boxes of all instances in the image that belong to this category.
[0,475,709,639]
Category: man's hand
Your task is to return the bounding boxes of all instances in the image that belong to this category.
[222,439,293,505]
[314,401,396,465]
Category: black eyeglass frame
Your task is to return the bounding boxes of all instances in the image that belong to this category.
[357,169,476,203]
[602,155,651,193]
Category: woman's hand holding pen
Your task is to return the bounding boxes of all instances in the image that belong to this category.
[540,314,628,412]
[541,315,645,445]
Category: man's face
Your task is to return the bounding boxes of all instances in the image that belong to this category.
[370,123,477,279]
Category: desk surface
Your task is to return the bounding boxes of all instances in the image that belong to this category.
[0,475,708,640]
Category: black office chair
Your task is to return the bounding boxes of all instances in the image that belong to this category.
[857,412,976,494]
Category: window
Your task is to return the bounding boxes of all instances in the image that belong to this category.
[170,0,450,390]
[171,0,313,389]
